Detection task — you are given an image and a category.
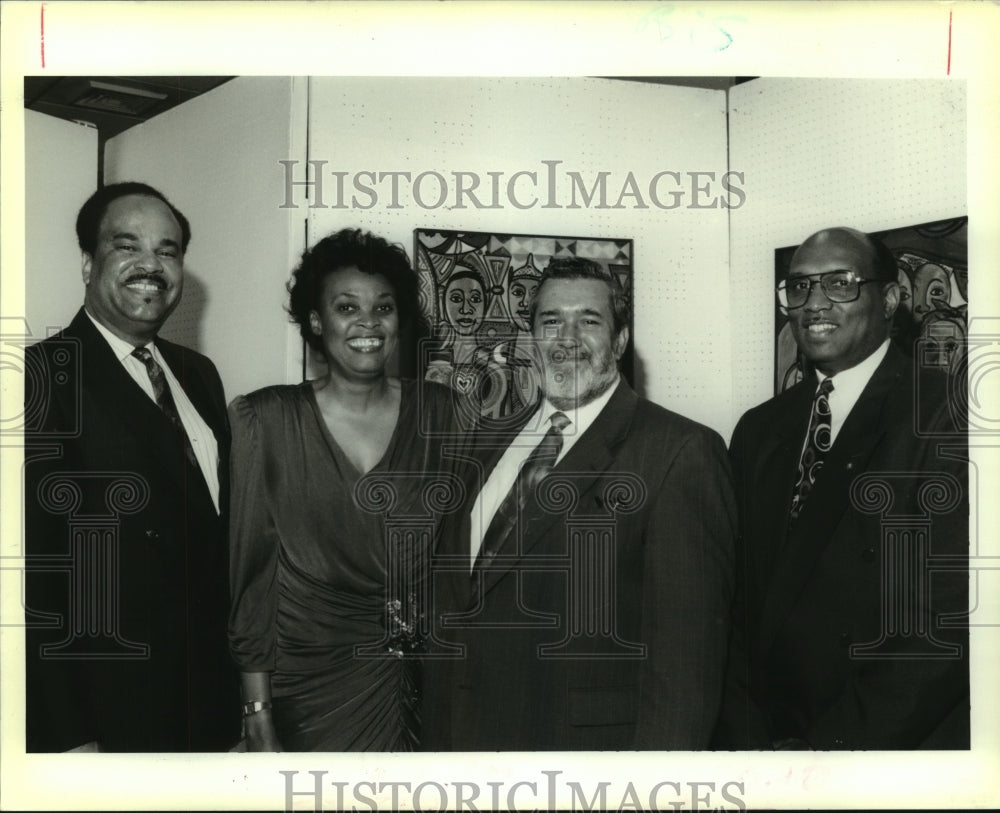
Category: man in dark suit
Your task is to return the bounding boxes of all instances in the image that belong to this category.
[23,182,239,751]
[423,258,736,750]
[715,227,969,750]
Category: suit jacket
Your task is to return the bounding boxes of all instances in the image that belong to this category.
[23,308,239,752]
[421,381,736,750]
[715,345,969,749]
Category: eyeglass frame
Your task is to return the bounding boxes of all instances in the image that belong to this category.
[776,269,881,310]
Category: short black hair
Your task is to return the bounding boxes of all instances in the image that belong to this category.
[76,182,191,254]
[287,228,422,354]
[529,256,630,335]
[868,234,899,285]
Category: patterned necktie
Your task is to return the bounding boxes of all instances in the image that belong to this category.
[132,346,198,468]
[474,411,571,573]
[789,377,834,521]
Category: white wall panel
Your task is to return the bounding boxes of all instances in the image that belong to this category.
[24,110,98,338]
[729,79,966,437]
[306,77,733,436]
[104,76,307,402]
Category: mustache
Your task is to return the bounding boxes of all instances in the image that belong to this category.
[548,347,592,364]
[123,273,167,289]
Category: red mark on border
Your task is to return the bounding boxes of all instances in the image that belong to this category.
[946,9,952,75]
[40,3,46,68]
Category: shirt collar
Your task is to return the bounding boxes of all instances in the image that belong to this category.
[537,373,620,437]
[84,308,152,362]
[816,338,890,396]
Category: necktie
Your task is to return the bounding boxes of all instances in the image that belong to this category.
[789,377,834,521]
[474,411,571,573]
[132,346,198,468]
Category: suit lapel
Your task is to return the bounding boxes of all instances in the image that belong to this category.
[752,379,816,569]
[479,381,637,597]
[70,309,175,431]
[155,337,227,508]
[757,350,905,652]
[155,338,226,442]
[68,310,219,508]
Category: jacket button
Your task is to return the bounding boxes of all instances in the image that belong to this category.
[145,529,159,541]
[846,462,854,471]
[861,546,876,562]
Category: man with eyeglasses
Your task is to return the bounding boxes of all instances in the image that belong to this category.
[714,226,969,750]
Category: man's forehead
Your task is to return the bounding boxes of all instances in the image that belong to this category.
[789,230,873,276]
[100,195,178,230]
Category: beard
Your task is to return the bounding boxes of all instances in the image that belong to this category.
[542,345,619,410]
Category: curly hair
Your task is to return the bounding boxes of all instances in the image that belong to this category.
[287,228,423,354]
[76,182,191,255]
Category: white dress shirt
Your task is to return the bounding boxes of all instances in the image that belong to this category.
[86,311,221,513]
[816,338,890,444]
[469,375,621,565]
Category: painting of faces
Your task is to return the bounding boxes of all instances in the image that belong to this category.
[414,229,633,427]
[774,217,968,393]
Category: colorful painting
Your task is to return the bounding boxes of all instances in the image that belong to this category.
[774,217,968,393]
[414,229,634,427]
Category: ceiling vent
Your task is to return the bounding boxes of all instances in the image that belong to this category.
[72,80,168,117]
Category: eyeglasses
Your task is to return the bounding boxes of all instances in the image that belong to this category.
[777,270,878,310]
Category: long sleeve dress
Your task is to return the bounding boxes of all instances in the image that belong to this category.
[228,380,456,751]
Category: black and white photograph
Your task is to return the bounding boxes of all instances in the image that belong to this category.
[1,2,998,811]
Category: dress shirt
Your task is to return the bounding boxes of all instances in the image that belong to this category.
[816,338,890,444]
[85,310,221,513]
[469,375,620,564]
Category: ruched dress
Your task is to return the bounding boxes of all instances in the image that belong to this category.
[228,380,456,750]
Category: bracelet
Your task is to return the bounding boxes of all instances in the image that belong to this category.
[241,700,272,718]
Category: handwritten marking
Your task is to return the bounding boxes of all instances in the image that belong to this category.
[635,4,742,53]
[40,3,46,68]
[947,9,953,75]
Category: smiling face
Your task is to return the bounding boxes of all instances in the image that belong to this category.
[786,229,898,376]
[444,273,485,336]
[532,277,627,409]
[82,194,184,344]
[309,266,399,379]
[507,275,540,331]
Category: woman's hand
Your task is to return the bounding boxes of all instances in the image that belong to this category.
[244,710,282,752]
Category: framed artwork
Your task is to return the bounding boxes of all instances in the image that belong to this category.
[414,229,634,427]
[774,217,968,393]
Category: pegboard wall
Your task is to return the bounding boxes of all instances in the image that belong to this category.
[728,79,967,439]
[94,78,966,440]
[305,77,733,436]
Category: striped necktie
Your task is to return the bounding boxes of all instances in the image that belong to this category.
[132,346,198,468]
[474,411,571,572]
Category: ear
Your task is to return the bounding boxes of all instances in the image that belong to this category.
[309,310,322,336]
[881,281,900,321]
[613,325,630,360]
[81,252,93,285]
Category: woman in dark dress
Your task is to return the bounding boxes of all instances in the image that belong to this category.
[228,229,456,751]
